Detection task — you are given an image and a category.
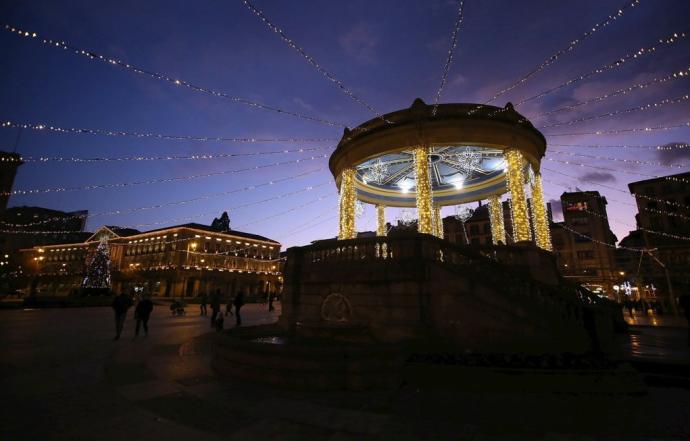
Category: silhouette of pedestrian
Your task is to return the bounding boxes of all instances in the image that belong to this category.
[210,289,221,328]
[624,300,634,319]
[679,294,690,346]
[233,291,245,326]
[134,295,154,338]
[225,297,233,316]
[112,291,133,340]
[268,291,275,312]
[200,292,208,316]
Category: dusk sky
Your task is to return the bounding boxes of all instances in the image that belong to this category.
[2,0,689,249]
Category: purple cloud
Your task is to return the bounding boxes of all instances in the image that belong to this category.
[580,172,617,183]
[339,23,379,64]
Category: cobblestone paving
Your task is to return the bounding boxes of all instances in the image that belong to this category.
[1,304,689,440]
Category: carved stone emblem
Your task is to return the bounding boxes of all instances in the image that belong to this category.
[320,293,352,323]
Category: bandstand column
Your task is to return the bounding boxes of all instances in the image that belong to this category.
[338,167,357,240]
[488,195,506,245]
[504,149,532,242]
[530,170,553,251]
[376,205,386,237]
[413,146,434,234]
[433,206,444,239]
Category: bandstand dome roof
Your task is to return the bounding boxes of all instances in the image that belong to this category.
[329,98,547,207]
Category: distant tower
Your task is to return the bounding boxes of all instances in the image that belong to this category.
[0,151,23,220]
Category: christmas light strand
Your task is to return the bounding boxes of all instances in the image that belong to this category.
[542,168,690,220]
[549,142,690,151]
[515,28,690,106]
[486,0,640,103]
[545,121,690,137]
[234,192,336,229]
[240,0,387,122]
[539,93,690,128]
[0,120,337,143]
[535,66,690,117]
[275,204,338,238]
[557,223,643,252]
[0,23,344,128]
[89,168,325,219]
[432,0,466,116]
[545,157,690,183]
[544,189,690,242]
[3,155,327,196]
[1,183,332,234]
[18,146,332,164]
[130,185,332,230]
[547,149,688,170]
[87,168,324,220]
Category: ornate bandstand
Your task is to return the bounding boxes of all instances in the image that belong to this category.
[329,98,552,250]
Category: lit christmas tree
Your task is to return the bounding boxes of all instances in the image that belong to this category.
[82,239,111,289]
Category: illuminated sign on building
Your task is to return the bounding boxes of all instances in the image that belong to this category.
[564,201,588,212]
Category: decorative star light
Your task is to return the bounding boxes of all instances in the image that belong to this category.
[454,206,474,222]
[366,159,389,184]
[527,165,536,186]
[398,209,416,226]
[447,147,483,173]
[355,201,365,218]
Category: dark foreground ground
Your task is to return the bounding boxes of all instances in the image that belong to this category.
[1,305,689,441]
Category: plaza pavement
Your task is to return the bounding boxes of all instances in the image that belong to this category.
[1,303,689,440]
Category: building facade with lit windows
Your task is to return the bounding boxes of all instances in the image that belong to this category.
[20,223,282,299]
[550,191,618,298]
[616,172,690,309]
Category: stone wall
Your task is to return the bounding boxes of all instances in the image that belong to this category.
[280,233,613,354]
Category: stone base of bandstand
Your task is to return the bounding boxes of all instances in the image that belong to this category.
[214,234,629,390]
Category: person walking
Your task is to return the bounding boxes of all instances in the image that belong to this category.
[134,295,154,338]
[200,292,208,316]
[210,289,221,328]
[225,296,233,317]
[679,293,690,346]
[268,290,275,312]
[112,291,133,341]
[233,291,245,326]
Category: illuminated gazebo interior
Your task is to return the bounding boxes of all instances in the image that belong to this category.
[328,98,553,250]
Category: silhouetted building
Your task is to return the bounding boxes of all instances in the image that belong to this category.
[0,151,22,219]
[443,201,514,246]
[617,172,690,309]
[550,191,618,298]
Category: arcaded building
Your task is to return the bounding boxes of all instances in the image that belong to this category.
[20,223,281,298]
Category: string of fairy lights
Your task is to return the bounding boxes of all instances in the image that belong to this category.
[514,28,690,106]
[545,158,690,183]
[543,189,690,242]
[545,121,690,136]
[5,168,326,226]
[538,93,690,129]
[0,23,345,128]
[1,184,333,234]
[3,155,327,196]
[2,3,689,254]
[547,149,688,169]
[549,142,690,151]
[0,120,337,143]
[485,0,641,103]
[240,0,388,123]
[18,146,332,164]
[533,66,690,117]
[542,168,690,221]
[432,0,466,116]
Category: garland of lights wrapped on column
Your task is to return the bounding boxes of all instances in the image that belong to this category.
[329,98,552,250]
